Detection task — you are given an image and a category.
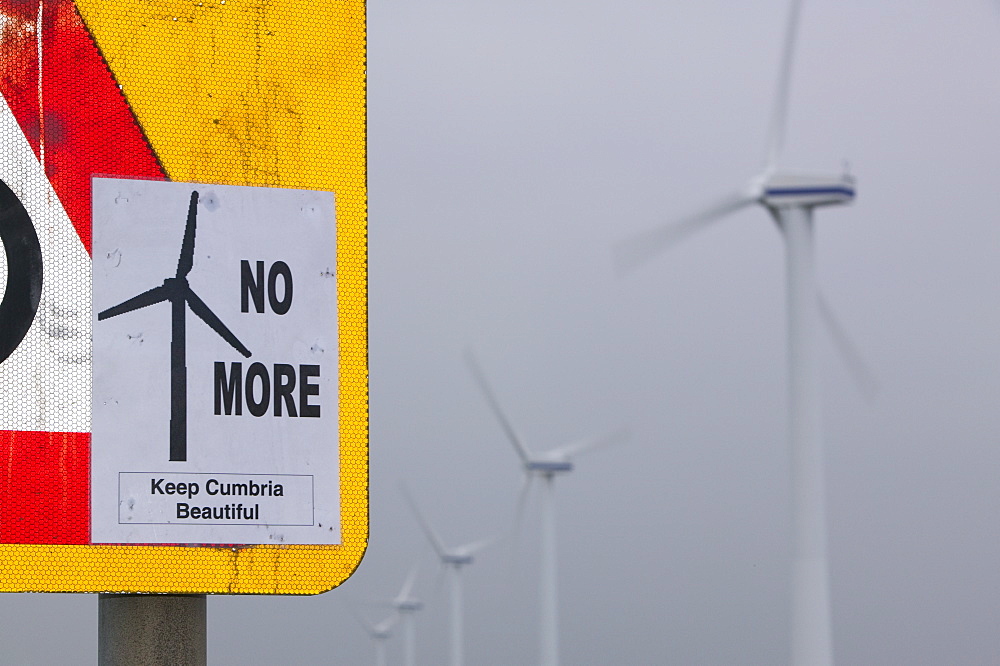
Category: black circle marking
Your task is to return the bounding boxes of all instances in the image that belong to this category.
[0,179,43,365]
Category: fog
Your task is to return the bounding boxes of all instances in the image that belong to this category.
[3,1,1000,664]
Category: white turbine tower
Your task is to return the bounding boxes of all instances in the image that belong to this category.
[615,1,852,664]
[401,484,494,666]
[466,352,627,666]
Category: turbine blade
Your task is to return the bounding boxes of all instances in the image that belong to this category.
[97,284,169,320]
[464,350,533,463]
[613,193,755,275]
[185,288,252,357]
[432,561,448,599]
[546,427,630,462]
[763,0,803,171]
[176,191,199,278]
[400,482,449,558]
[456,533,501,558]
[346,602,377,634]
[514,474,532,535]
[817,291,878,400]
[397,561,420,603]
[374,614,399,635]
[347,601,397,638]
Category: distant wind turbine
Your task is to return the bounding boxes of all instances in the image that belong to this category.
[97,190,252,462]
[465,351,627,666]
[388,563,424,666]
[349,606,397,666]
[614,1,854,664]
[401,483,495,666]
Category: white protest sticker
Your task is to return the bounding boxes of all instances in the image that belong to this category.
[91,178,340,545]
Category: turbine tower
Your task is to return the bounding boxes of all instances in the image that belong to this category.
[97,190,252,462]
[615,1,850,664]
[401,484,495,666]
[466,352,627,666]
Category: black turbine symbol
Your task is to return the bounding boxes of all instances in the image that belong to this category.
[98,191,252,462]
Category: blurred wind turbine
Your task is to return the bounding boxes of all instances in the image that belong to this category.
[466,351,628,666]
[389,564,424,666]
[401,483,495,666]
[614,1,853,664]
[349,607,397,666]
[367,563,423,666]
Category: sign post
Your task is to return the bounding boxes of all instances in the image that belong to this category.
[98,594,207,665]
[0,0,367,612]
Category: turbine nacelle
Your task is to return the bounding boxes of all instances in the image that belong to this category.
[525,459,574,475]
[394,599,424,613]
[442,552,474,567]
[161,275,188,296]
[370,626,393,641]
[760,172,855,209]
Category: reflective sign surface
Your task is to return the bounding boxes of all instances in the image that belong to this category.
[0,0,366,593]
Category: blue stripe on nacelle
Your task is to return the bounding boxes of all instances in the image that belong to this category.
[764,187,855,198]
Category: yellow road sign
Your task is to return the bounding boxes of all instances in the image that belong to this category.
[0,0,366,594]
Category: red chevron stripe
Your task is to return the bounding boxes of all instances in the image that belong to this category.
[0,431,89,544]
[0,0,164,254]
[0,0,163,544]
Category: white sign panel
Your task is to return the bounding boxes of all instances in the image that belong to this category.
[91,178,339,545]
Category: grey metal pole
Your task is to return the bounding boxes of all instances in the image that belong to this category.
[98,594,206,666]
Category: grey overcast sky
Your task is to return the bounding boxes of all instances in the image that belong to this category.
[3,0,1000,664]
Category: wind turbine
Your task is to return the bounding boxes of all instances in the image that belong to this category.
[97,190,252,462]
[349,606,398,666]
[615,1,851,664]
[387,563,424,666]
[466,352,627,666]
[401,483,494,666]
